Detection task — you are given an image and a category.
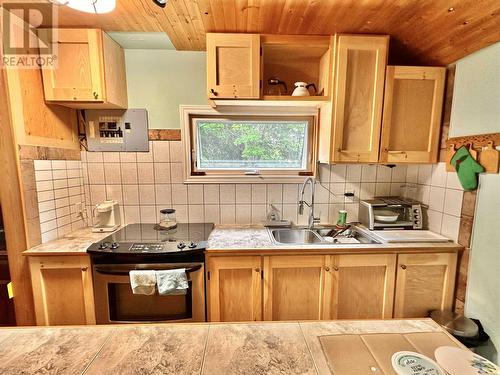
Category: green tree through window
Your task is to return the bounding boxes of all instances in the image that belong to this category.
[196,119,308,169]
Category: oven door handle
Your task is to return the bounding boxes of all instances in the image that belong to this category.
[94,264,202,276]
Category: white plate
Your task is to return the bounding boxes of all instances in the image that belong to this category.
[392,351,446,375]
[435,346,500,375]
[374,210,399,222]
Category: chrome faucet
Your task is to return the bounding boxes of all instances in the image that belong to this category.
[298,177,321,229]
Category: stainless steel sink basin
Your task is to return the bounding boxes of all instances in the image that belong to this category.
[269,227,381,246]
[270,229,323,244]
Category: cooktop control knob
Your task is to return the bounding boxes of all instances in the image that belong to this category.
[98,242,109,250]
[110,242,119,250]
[177,242,186,250]
[188,242,197,249]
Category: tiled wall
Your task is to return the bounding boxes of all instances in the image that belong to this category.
[403,162,464,241]
[33,160,87,243]
[81,140,410,228]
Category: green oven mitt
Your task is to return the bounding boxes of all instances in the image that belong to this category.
[450,145,484,191]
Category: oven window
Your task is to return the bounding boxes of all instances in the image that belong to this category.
[107,281,193,322]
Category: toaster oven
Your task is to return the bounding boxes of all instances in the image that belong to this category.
[359,197,424,230]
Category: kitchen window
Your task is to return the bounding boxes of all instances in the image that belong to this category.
[182,107,317,183]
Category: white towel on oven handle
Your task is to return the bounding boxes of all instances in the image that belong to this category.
[129,270,156,295]
[155,268,188,295]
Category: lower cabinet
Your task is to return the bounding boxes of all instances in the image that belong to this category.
[207,256,262,322]
[324,254,396,319]
[393,253,457,318]
[207,251,458,322]
[263,255,327,320]
[28,255,96,325]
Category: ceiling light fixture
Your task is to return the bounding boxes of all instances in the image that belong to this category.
[152,0,167,8]
[50,0,116,14]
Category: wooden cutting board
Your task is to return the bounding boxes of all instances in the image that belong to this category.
[319,332,461,375]
[478,141,499,173]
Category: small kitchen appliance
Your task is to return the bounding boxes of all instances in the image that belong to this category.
[91,200,121,233]
[87,223,213,324]
[359,197,424,230]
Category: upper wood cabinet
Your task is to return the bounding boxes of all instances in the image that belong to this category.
[324,254,396,320]
[207,256,262,322]
[263,255,326,321]
[28,255,96,325]
[206,33,333,100]
[380,66,446,163]
[39,28,127,109]
[393,253,457,318]
[206,33,261,99]
[330,35,389,163]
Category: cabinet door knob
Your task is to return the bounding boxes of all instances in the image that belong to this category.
[93,92,98,99]
[81,267,88,272]
[254,268,260,273]
[333,266,339,271]
[325,267,330,272]
[400,264,407,270]
[210,89,218,96]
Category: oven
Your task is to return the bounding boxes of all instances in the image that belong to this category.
[93,262,206,324]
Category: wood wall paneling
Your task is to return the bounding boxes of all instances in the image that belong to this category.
[0,69,36,326]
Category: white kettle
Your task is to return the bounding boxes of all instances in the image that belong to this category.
[292,82,317,96]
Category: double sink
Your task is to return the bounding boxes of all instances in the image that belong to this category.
[269,226,381,246]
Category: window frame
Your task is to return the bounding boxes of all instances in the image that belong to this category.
[181,105,319,183]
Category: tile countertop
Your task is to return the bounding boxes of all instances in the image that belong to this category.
[23,227,114,256]
[206,225,463,252]
[0,319,456,374]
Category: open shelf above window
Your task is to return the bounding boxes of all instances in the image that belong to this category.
[261,35,332,98]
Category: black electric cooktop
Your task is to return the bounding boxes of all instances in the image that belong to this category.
[87,223,213,256]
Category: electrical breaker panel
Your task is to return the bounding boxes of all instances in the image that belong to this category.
[85,109,149,152]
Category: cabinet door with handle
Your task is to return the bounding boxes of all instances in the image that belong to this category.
[331,35,389,163]
[28,255,96,325]
[207,256,262,322]
[380,66,446,163]
[39,29,104,103]
[263,255,326,321]
[323,254,396,319]
[206,33,261,99]
[394,253,457,318]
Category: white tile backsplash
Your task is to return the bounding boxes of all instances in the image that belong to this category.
[152,141,170,162]
[330,165,346,182]
[429,186,446,211]
[77,141,465,241]
[220,184,236,204]
[34,159,86,243]
[443,189,463,217]
[361,165,377,182]
[236,185,251,204]
[376,165,392,182]
[431,162,447,187]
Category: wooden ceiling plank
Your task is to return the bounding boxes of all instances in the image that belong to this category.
[167,0,203,50]
[182,0,209,49]
[246,0,261,33]
[195,0,216,33]
[235,0,249,33]
[47,0,500,64]
[208,0,227,31]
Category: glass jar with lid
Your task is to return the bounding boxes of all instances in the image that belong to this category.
[159,208,177,230]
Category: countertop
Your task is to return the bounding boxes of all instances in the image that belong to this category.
[23,227,114,256]
[0,319,455,374]
[206,225,463,253]
[24,225,462,256]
